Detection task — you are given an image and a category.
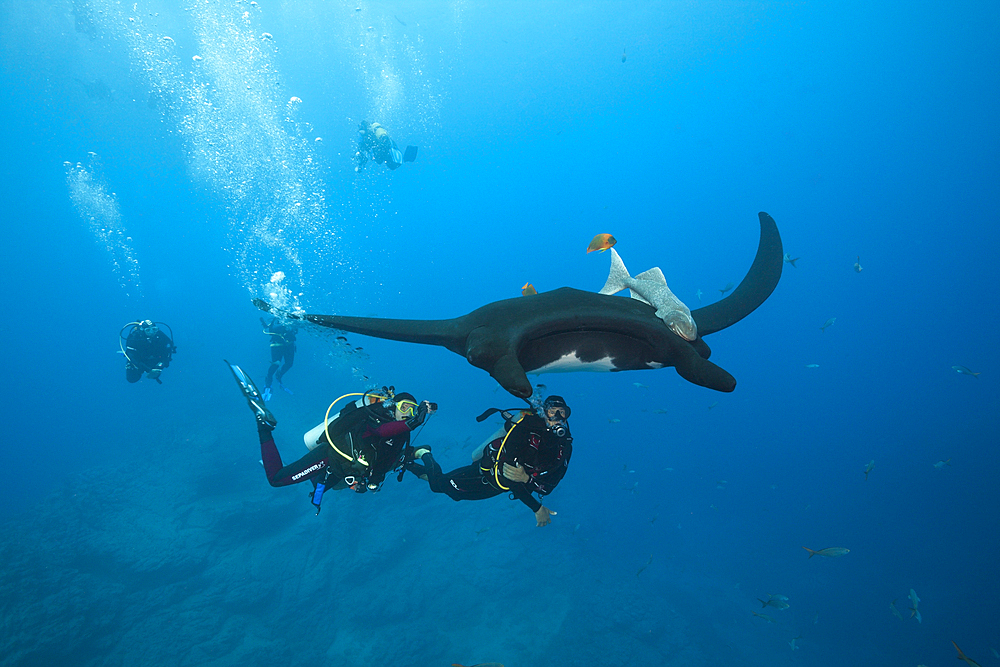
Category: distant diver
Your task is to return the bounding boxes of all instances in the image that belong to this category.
[260,316,297,401]
[354,120,418,172]
[120,320,176,384]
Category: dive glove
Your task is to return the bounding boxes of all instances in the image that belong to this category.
[405,401,429,429]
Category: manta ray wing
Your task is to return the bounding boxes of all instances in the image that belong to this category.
[691,212,783,336]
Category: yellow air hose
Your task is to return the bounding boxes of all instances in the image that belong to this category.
[491,413,527,491]
[323,392,390,466]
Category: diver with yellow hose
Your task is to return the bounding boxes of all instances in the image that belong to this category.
[407,396,573,527]
[226,360,436,514]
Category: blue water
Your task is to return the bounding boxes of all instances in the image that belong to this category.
[2,1,997,665]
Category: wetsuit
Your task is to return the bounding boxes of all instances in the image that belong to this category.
[262,318,296,389]
[418,413,572,513]
[355,121,404,171]
[125,328,175,383]
[259,404,413,492]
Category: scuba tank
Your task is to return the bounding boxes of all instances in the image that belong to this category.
[304,397,369,450]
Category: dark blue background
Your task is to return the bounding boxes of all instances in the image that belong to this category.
[1,1,996,665]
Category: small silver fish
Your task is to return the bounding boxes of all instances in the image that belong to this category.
[696,288,703,301]
[757,597,790,610]
[820,317,836,331]
[854,256,863,272]
[933,458,952,469]
[783,253,800,268]
[952,365,980,377]
[805,363,820,368]
[908,588,922,623]
[864,460,875,481]
[802,546,849,558]
[719,282,735,296]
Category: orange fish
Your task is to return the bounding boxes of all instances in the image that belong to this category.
[586,233,617,253]
[521,282,537,296]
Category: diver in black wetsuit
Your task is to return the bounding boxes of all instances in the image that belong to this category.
[122,320,176,384]
[260,316,296,401]
[227,362,436,514]
[408,396,573,527]
[354,120,418,173]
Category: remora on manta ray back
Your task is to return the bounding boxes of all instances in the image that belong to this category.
[254,212,783,398]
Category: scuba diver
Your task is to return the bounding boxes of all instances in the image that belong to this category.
[354,120,418,173]
[407,395,573,527]
[226,361,436,515]
[260,316,297,401]
[121,320,176,384]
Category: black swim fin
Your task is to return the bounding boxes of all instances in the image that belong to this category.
[225,359,276,428]
[403,145,418,163]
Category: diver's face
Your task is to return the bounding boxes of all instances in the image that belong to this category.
[545,406,568,428]
[395,400,417,421]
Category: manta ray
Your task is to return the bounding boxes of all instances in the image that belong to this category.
[254,212,783,398]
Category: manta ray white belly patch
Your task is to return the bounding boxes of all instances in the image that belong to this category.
[599,248,698,341]
[531,352,617,374]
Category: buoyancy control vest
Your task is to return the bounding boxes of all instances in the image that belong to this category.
[480,411,572,496]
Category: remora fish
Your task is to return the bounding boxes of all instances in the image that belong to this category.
[600,248,698,341]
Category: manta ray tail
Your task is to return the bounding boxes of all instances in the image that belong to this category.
[691,212,783,337]
[252,299,469,356]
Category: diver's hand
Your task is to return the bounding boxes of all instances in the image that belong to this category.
[534,505,556,527]
[405,401,436,429]
[502,463,529,483]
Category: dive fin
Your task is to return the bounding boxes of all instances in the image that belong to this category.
[225,360,276,428]
[403,145,418,162]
